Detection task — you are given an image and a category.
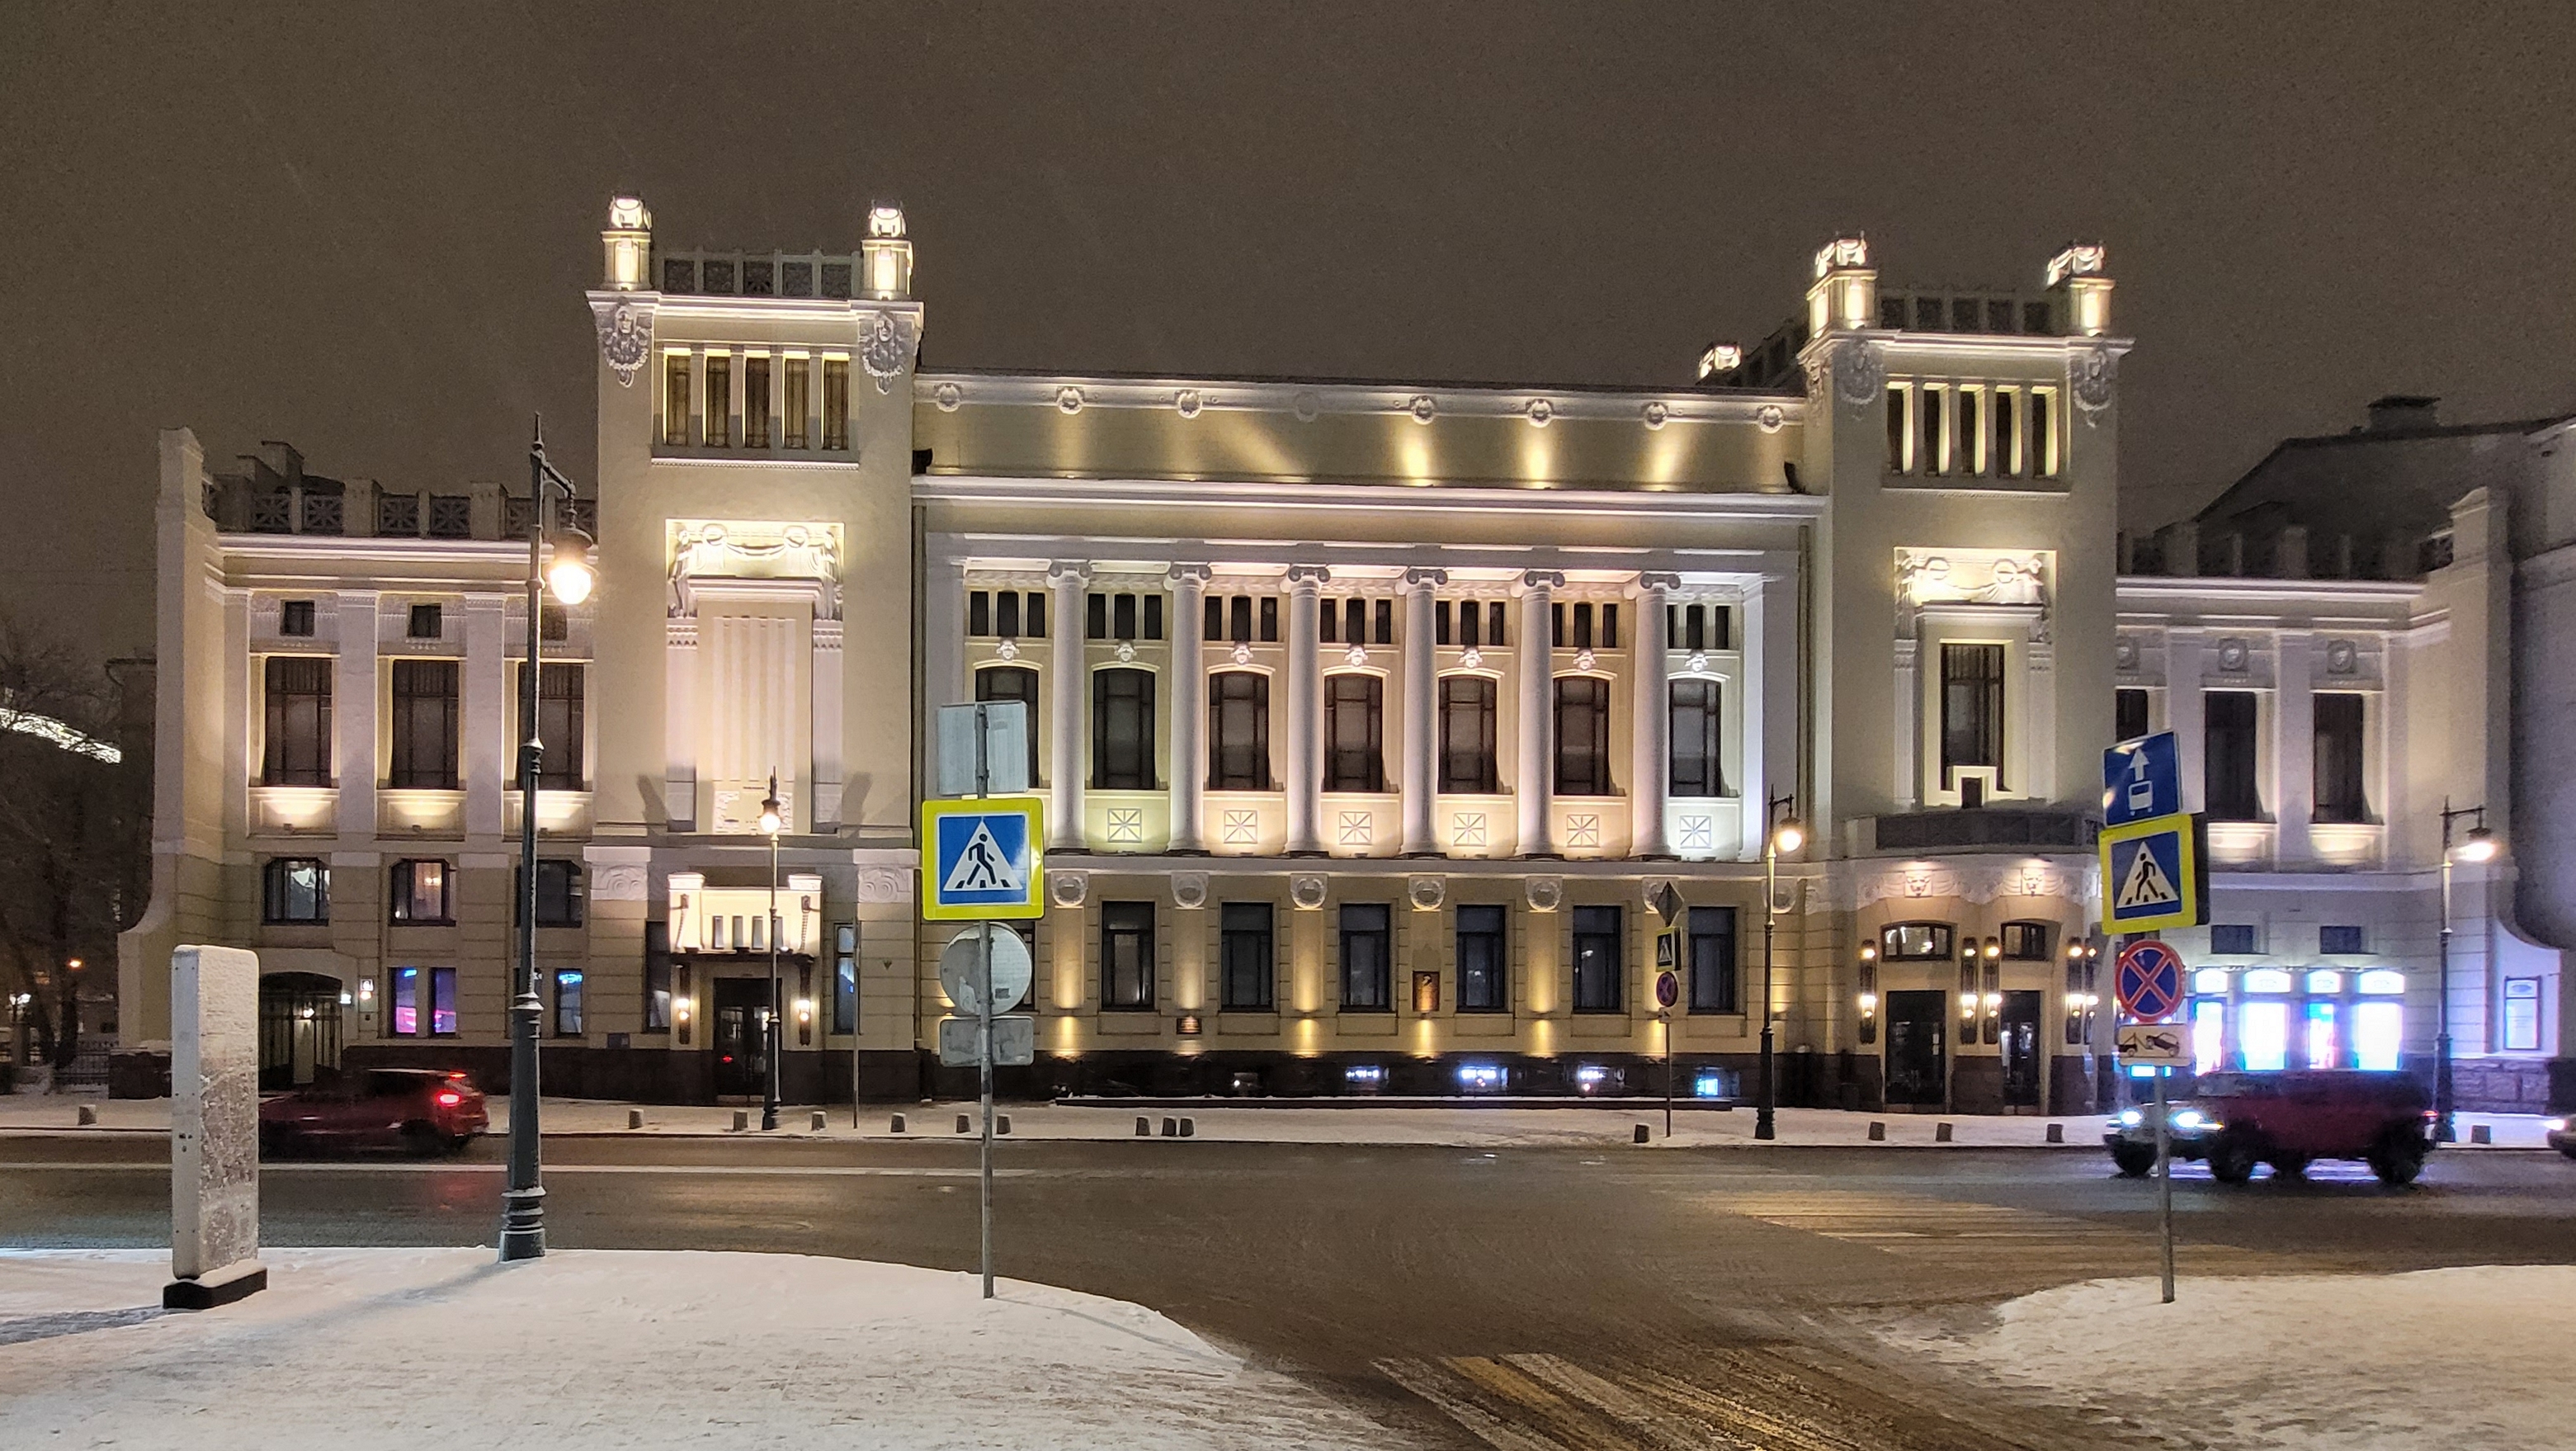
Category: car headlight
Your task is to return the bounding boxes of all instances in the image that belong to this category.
[2550,1118,2569,1132]
[2117,1109,2143,1127]
[2171,1109,2208,1131]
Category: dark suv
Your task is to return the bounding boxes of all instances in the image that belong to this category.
[2106,1070,2435,1185]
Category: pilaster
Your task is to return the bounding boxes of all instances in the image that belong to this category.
[1399,569,1446,855]
[1517,570,1561,857]
[1166,565,1211,852]
[1283,565,1328,855]
[1047,562,1090,848]
[1629,574,1676,857]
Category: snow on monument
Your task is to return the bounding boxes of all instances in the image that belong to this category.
[166,943,267,1309]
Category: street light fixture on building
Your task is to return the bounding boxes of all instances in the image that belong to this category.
[1754,795,1803,1141]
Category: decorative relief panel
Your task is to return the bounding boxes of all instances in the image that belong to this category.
[1407,875,1446,911]
[592,300,652,387]
[1047,871,1087,909]
[858,310,918,390]
[854,867,912,904]
[1828,858,2098,912]
[592,864,648,901]
[1524,877,1564,913]
[1170,872,1209,910]
[668,521,845,619]
[1290,874,1328,910]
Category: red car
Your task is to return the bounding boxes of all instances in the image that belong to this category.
[259,1068,488,1156]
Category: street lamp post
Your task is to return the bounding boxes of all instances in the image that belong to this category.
[2435,800,2497,1145]
[759,775,784,1132]
[502,416,594,1264]
[1754,794,1805,1141]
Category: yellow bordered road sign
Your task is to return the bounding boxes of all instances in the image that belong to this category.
[2098,811,2206,935]
[920,796,1045,920]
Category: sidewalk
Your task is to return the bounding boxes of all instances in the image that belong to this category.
[0,1247,1380,1449]
[5,1093,2560,1149]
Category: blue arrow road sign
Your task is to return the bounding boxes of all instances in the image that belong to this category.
[2116,939,2187,1021]
[2103,730,2180,825]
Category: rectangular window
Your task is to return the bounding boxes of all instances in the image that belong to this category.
[976,666,1042,785]
[1939,643,2004,786]
[1550,602,1564,648]
[743,356,771,447]
[1687,905,1739,1013]
[2116,688,2150,743]
[517,663,585,792]
[1086,592,1108,640]
[1323,674,1385,792]
[2210,923,2258,955]
[517,859,585,928]
[2314,692,2367,823]
[553,969,585,1036]
[663,353,690,446]
[1668,678,1725,798]
[1880,922,1955,959]
[1375,598,1393,645]
[832,922,857,1035]
[1956,389,1984,475]
[1456,904,1507,1012]
[2031,388,2058,478]
[430,967,457,1035]
[389,659,460,790]
[1993,388,2019,476]
[1438,675,1499,793]
[704,355,732,447]
[1229,595,1253,644]
[1092,669,1156,791]
[1920,385,1944,474]
[1025,592,1046,639]
[2319,924,2366,955]
[2000,920,2054,960]
[1458,599,1479,648]
[1339,903,1392,1010]
[1112,593,1136,640]
[1601,603,1617,650]
[1100,901,1155,1009]
[1260,596,1280,642]
[1322,601,1339,645]
[1435,600,1454,645]
[1571,905,1623,1012]
[2503,978,2542,1052]
[2205,690,2261,820]
[1220,902,1274,1010]
[644,921,672,1031]
[1207,671,1271,790]
[969,590,990,636]
[391,966,419,1036]
[262,858,329,924]
[408,603,443,640]
[783,357,810,447]
[1554,677,1612,796]
[1487,602,1507,647]
[1886,383,1910,472]
[994,590,1020,639]
[821,359,850,449]
[389,859,451,925]
[280,599,316,636]
[1203,595,1224,641]
[262,656,333,786]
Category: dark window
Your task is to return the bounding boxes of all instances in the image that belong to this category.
[743,355,771,447]
[1487,602,1507,647]
[1572,905,1624,1012]
[2024,300,2052,333]
[1956,389,1984,474]
[1669,603,1730,651]
[1323,674,1385,792]
[784,357,810,447]
[1208,671,1271,791]
[2319,924,2366,955]
[1260,596,1279,642]
[1458,599,1480,648]
[279,600,315,636]
[1438,675,1499,793]
[969,591,990,636]
[516,860,585,928]
[831,922,857,1034]
[1915,296,1944,330]
[2116,688,2150,743]
[1092,669,1156,791]
[262,858,329,924]
[1456,904,1507,1012]
[1374,598,1393,645]
[408,603,443,640]
[1550,602,1564,648]
[994,590,1020,639]
[2000,920,2054,960]
[1339,903,1392,1010]
[262,656,333,786]
[1668,678,1725,798]
[1688,905,1739,1013]
[1203,594,1222,640]
[1554,676,1612,796]
[389,859,451,925]
[1220,902,1274,1010]
[663,354,691,446]
[2205,690,2262,820]
[822,359,850,449]
[662,258,696,292]
[1100,901,1155,1009]
[976,667,1042,785]
[1993,390,2018,475]
[704,355,732,446]
[1881,922,1955,960]
[389,659,459,790]
[2210,924,2258,955]
[1144,595,1163,640]
[1025,592,1046,639]
[1888,387,1910,472]
[1435,600,1453,645]
[553,969,585,1036]
[2029,390,2055,477]
[517,663,584,792]
[644,921,672,1031]
[1112,593,1136,640]
[1229,595,1253,644]
[1086,593,1108,639]
[2314,693,2366,823]
[1343,598,1366,645]
[1321,600,1338,644]
[1601,603,1617,649]
[1940,643,2004,786]
[540,603,568,641]
[1920,387,1943,474]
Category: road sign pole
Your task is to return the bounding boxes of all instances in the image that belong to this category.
[2155,1064,2175,1303]
[974,711,996,1302]
[1663,1013,1674,1139]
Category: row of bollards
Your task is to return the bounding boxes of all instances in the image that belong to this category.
[1135,1115,1195,1137]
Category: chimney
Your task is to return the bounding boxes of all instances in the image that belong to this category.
[2366,395,2438,432]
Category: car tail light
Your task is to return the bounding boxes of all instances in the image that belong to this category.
[434,1090,464,1107]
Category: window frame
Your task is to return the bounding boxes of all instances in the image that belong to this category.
[975,665,1043,787]
[2313,692,2368,824]
[1880,921,1956,960]
[515,859,586,929]
[517,661,586,792]
[1687,905,1739,1014]
[1437,674,1500,794]
[1338,902,1393,1012]
[389,858,453,926]
[1668,677,1726,799]
[552,967,586,1037]
[261,857,330,925]
[1999,919,2055,961]
[1553,675,1613,796]
[1219,901,1274,1011]
[2205,689,2262,820]
[1570,905,1625,1013]
[1207,670,1271,792]
[1938,641,2005,787]
[1090,668,1157,792]
[1099,900,1157,1011]
[1323,673,1385,793]
[389,658,460,791]
[1455,904,1508,1013]
[262,655,334,787]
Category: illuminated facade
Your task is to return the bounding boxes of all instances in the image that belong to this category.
[121,198,2550,1113]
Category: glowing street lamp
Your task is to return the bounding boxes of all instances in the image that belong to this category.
[2435,802,2498,1142]
[1755,796,1804,1141]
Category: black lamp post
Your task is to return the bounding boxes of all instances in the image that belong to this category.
[759,774,783,1132]
[1753,793,1804,1141]
[2436,800,2497,1145]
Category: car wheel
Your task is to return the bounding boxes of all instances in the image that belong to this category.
[2109,1144,2157,1178]
[2560,1146,2576,1162]
[2207,1135,2261,1184]
[446,1134,474,1156]
[2368,1134,2427,1186]
[401,1122,446,1158]
[2269,1155,2311,1179]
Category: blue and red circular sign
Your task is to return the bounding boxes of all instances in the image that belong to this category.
[2115,939,2186,1021]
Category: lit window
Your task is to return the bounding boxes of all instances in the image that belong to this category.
[389,859,451,925]
[430,967,457,1035]
[2193,967,2230,995]
[2306,970,2342,994]
[2239,1000,2289,1071]
[2503,977,2541,1052]
[2243,968,2294,995]
[1939,643,2003,791]
[2358,969,2405,995]
[553,969,585,1036]
[832,922,857,1034]
[391,967,419,1036]
[2191,998,2226,1073]
[2306,1001,2339,1068]
[262,858,329,924]
[2354,1000,2402,1071]
[1880,922,1954,960]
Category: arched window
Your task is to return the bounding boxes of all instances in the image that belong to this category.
[1208,671,1270,791]
[1091,669,1156,791]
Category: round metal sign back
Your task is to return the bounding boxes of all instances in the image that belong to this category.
[938,928,1034,1015]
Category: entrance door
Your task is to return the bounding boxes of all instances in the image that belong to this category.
[711,978,772,1100]
[2000,990,2042,1108]
[257,972,344,1090]
[1884,990,1946,1107]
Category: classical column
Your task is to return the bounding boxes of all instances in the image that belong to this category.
[1047,562,1091,848]
[1399,568,1446,855]
[1166,565,1211,853]
[1629,574,1677,858]
[1517,570,1562,857]
[1282,565,1328,855]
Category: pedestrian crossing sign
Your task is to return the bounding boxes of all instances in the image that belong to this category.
[2097,811,2206,934]
[921,796,1045,920]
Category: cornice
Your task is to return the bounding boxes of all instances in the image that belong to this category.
[915,371,1800,430]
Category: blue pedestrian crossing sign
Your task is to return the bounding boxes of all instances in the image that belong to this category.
[921,796,1045,920]
[2102,730,2180,826]
[2098,811,2206,935]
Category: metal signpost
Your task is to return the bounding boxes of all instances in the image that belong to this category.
[1654,965,1681,1137]
[2117,937,2187,1305]
[2102,734,2201,1306]
[922,701,1043,1300]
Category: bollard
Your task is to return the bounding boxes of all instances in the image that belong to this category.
[998,1114,1012,1136]
[77,1104,97,1127]
[1867,1120,1886,1141]
[1934,1121,1954,1143]
[2045,1122,2064,1144]
[1179,1117,1194,1137]
[810,1110,827,1132]
[1633,1123,1649,1145]
[1136,1115,1151,1137]
[1162,1116,1178,1137]
[955,1113,971,1134]
[627,1108,645,1130]
[890,1113,907,1134]
[732,1109,749,1132]
[2471,1123,2493,1146]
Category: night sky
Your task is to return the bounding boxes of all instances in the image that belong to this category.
[4,3,2569,664]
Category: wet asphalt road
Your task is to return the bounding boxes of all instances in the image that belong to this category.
[6,1133,2571,1449]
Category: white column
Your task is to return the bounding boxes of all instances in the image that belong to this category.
[1047,562,1090,848]
[1739,574,1773,863]
[809,616,844,829]
[1517,570,1561,857]
[1630,574,1676,858]
[1283,565,1328,855]
[2274,630,2314,868]
[664,615,698,830]
[1399,568,1446,855]
[1167,565,1210,852]
[333,590,380,842]
[462,592,507,840]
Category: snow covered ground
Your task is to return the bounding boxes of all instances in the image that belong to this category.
[0,1246,1387,1449]
[1881,1265,2576,1449]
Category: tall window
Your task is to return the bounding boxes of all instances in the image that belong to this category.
[262,656,333,786]
[1323,674,1385,792]
[2116,687,2150,743]
[783,357,810,447]
[516,860,584,928]
[1939,643,2004,787]
[391,966,419,1036]
[2030,389,2058,477]
[663,353,690,446]
[743,356,771,447]
[1100,901,1155,1010]
[1571,905,1623,1012]
[389,659,460,790]
[1920,385,1944,475]
[1092,669,1156,790]
[553,969,585,1036]
[1687,905,1738,1013]
[1668,678,1724,798]
[1220,902,1273,1010]
[1886,384,1910,472]
[644,921,673,1031]
[2314,692,2366,823]
[430,967,457,1034]
[1554,676,1612,796]
[2205,690,2262,820]
[976,667,1042,785]
[822,358,850,449]
[389,859,451,925]
[831,922,856,1034]
[1956,389,1984,475]
[262,858,329,924]
[1207,671,1271,791]
[517,663,584,792]
[1993,389,2019,476]
[1339,903,1392,1010]
[704,355,732,447]
[1438,676,1499,792]
[1456,904,1507,1012]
